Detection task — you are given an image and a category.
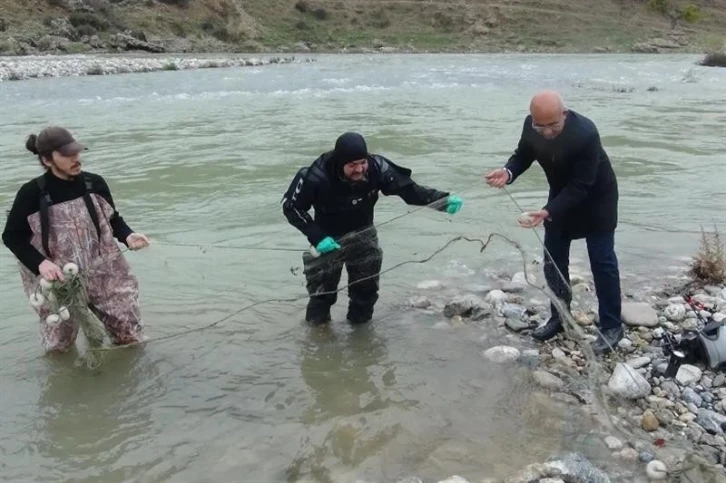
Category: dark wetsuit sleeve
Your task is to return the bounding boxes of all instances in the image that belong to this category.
[93,175,134,245]
[282,169,326,246]
[2,184,46,275]
[377,156,450,210]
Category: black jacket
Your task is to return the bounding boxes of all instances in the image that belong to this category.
[505,110,618,239]
[282,152,449,246]
[2,170,133,275]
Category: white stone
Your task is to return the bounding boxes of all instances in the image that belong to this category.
[484,289,507,305]
[417,280,443,290]
[552,348,566,359]
[668,296,685,304]
[608,363,651,399]
[604,435,623,450]
[713,312,726,323]
[664,304,686,322]
[437,476,470,483]
[482,346,520,363]
[675,364,702,386]
[408,296,431,308]
[645,460,668,480]
[652,328,665,339]
[618,338,633,349]
[622,302,659,327]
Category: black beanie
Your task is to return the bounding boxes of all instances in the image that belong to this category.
[333,132,368,170]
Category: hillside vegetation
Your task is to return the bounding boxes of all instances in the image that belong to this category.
[0,0,725,55]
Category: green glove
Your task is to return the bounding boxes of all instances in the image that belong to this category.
[446,195,463,214]
[316,236,341,254]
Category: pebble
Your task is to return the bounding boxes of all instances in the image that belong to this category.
[675,364,702,386]
[484,289,508,305]
[681,387,703,407]
[639,451,655,463]
[551,348,566,359]
[0,55,300,82]
[408,296,431,309]
[619,447,639,461]
[641,410,660,431]
[713,374,726,387]
[604,436,623,450]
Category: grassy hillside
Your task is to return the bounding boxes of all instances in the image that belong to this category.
[0,0,725,55]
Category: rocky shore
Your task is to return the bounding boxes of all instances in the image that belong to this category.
[0,54,309,82]
[401,265,726,483]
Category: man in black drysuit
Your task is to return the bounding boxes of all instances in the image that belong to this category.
[282,132,463,325]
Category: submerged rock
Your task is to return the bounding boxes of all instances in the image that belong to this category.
[482,346,520,363]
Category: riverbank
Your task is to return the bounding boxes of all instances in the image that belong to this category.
[400,244,726,482]
[0,54,308,81]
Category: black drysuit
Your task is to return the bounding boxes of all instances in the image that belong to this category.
[282,148,450,324]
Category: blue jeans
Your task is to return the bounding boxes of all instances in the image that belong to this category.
[543,229,623,330]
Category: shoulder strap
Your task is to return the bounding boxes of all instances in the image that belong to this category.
[36,175,52,258]
[81,174,102,244]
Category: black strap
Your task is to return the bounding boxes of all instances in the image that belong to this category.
[82,175,102,245]
[36,176,52,258]
[35,174,103,259]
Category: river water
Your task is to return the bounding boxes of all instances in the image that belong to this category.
[0,53,724,482]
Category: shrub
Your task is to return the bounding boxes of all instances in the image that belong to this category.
[688,226,726,285]
[699,52,726,67]
[69,12,110,31]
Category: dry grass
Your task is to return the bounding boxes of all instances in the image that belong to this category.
[688,225,726,286]
[0,0,725,52]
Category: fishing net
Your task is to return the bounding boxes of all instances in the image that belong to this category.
[49,180,725,482]
[31,263,111,370]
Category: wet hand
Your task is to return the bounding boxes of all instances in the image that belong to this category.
[445,195,463,214]
[39,260,64,281]
[316,237,341,254]
[484,168,510,188]
[126,233,150,250]
[518,209,550,228]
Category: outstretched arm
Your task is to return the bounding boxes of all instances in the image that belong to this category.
[282,169,326,246]
[376,156,450,210]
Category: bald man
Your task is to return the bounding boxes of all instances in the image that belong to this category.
[484,90,623,353]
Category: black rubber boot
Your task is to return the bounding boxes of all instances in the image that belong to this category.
[532,316,564,341]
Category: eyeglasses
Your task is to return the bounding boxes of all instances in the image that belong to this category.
[532,111,567,132]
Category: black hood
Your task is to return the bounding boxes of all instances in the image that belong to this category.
[330,132,368,174]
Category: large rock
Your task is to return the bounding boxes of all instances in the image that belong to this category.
[49,18,79,40]
[622,302,659,327]
[36,35,72,53]
[608,362,651,399]
[107,32,165,53]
